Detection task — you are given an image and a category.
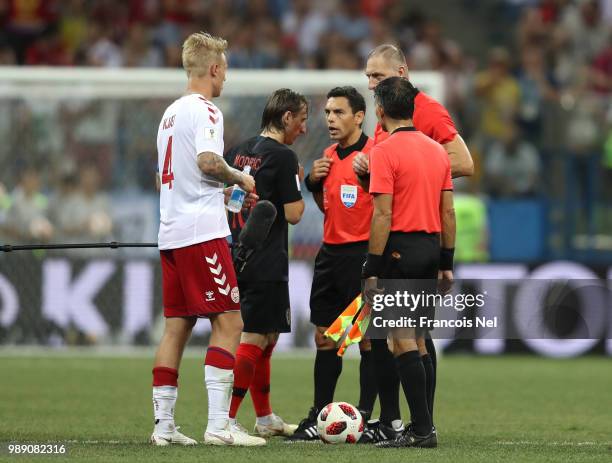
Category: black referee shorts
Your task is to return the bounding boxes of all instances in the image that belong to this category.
[239,280,291,334]
[382,232,440,336]
[309,241,367,327]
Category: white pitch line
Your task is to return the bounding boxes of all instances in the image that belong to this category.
[497,441,611,447]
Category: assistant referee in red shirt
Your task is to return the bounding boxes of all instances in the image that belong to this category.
[362,77,456,448]
[354,44,469,444]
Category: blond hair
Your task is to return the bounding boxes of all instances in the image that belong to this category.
[182,32,228,76]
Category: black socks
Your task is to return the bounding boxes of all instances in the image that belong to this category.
[357,349,377,417]
[395,350,432,436]
[370,339,401,424]
[314,349,343,411]
[421,353,435,421]
[425,337,437,420]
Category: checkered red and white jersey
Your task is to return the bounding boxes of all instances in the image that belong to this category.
[157,93,229,250]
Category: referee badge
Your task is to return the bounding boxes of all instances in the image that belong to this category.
[340,185,357,208]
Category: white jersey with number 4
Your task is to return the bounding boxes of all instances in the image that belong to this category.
[157,93,230,250]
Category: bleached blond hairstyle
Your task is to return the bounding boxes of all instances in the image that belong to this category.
[182,32,228,76]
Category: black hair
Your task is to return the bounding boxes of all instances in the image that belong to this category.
[260,88,308,131]
[326,86,366,115]
[373,77,419,120]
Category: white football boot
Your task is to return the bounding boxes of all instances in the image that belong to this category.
[150,426,197,446]
[254,413,298,437]
[204,424,266,447]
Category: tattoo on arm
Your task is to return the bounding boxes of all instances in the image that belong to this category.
[197,152,242,184]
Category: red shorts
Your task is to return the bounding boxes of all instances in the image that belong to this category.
[160,238,240,317]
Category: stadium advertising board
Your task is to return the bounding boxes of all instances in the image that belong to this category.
[0,256,610,358]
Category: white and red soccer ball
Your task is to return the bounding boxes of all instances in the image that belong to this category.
[317,402,364,444]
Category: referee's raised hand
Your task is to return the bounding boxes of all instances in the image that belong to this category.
[310,156,333,182]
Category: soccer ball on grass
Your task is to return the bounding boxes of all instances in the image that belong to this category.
[316,402,363,444]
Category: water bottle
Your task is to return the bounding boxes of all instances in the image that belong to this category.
[226,165,251,213]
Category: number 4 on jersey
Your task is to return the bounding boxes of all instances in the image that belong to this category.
[161,136,174,189]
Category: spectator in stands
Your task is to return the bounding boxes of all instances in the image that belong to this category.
[441,43,476,137]
[484,124,540,197]
[281,0,328,59]
[48,166,81,244]
[228,21,281,68]
[57,0,88,58]
[330,0,371,43]
[50,164,113,252]
[3,167,54,243]
[25,26,72,66]
[122,23,163,68]
[553,0,610,86]
[589,33,612,94]
[84,21,123,67]
[1,0,58,63]
[474,47,521,149]
[0,41,17,64]
[409,20,459,71]
[517,6,555,52]
[516,46,559,143]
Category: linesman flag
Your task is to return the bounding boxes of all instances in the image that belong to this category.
[324,295,372,356]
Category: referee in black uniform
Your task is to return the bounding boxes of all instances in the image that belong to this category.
[362,77,456,448]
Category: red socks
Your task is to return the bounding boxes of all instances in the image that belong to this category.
[205,346,236,370]
[152,366,178,387]
[250,343,275,417]
[229,343,263,418]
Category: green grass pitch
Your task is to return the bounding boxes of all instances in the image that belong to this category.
[1,353,611,462]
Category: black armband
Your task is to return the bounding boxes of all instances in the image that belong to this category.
[362,253,384,278]
[439,247,455,271]
[304,173,323,193]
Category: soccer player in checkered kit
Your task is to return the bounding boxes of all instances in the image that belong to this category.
[151,32,265,447]
[353,44,472,443]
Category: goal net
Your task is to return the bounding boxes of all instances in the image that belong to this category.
[0,68,443,348]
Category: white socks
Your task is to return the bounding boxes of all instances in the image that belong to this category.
[204,365,234,433]
[391,419,404,431]
[153,386,177,435]
[256,414,275,426]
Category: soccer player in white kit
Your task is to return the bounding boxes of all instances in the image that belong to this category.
[150,32,265,447]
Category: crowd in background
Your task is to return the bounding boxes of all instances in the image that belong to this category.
[0,0,611,249]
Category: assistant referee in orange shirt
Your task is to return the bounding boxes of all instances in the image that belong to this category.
[362,77,456,448]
